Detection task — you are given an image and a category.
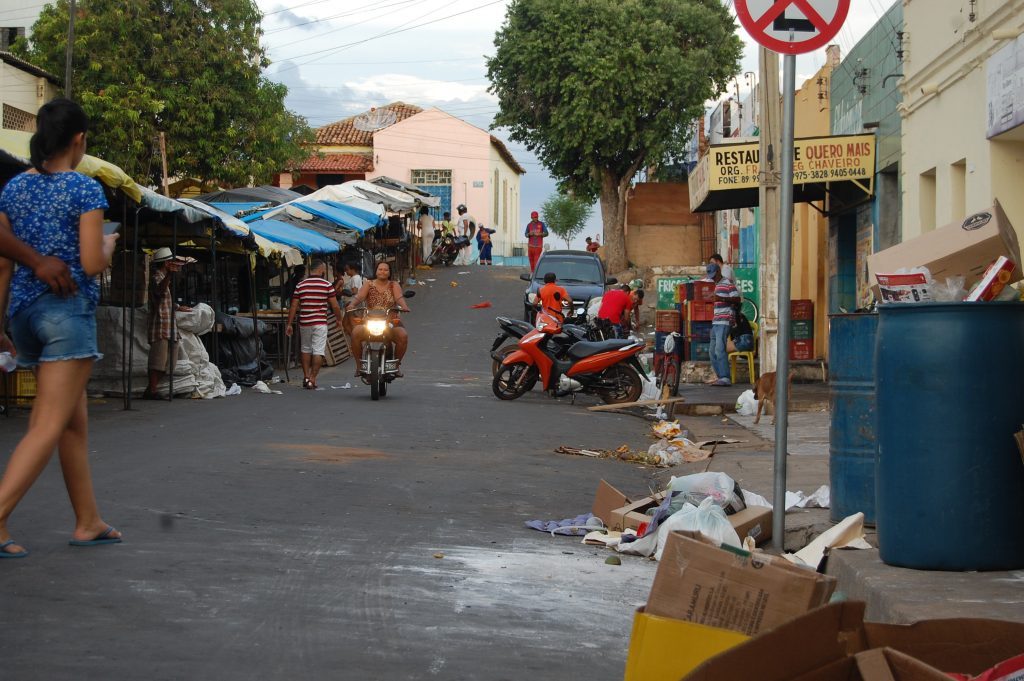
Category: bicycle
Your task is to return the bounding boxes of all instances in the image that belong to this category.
[657,331,683,398]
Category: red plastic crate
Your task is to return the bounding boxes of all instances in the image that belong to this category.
[676,283,689,303]
[790,299,814,321]
[790,339,814,360]
[693,281,717,302]
[655,310,682,333]
[688,301,716,321]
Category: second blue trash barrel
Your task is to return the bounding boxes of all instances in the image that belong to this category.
[828,313,878,525]
[876,302,1024,571]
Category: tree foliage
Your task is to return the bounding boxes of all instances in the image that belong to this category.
[487,0,742,271]
[17,0,313,187]
[541,191,593,249]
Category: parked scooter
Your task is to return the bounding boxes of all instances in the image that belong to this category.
[347,290,415,400]
[492,303,646,404]
[427,234,470,267]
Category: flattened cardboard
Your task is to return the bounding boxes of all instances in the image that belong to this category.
[867,200,1023,295]
[609,492,667,531]
[682,601,1024,681]
[728,505,772,546]
[591,480,629,526]
[646,532,836,636]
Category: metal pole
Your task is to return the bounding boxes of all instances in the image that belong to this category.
[169,215,177,401]
[127,207,141,410]
[772,52,797,551]
[64,0,76,99]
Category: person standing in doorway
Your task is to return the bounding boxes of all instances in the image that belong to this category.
[417,206,434,265]
[455,204,476,266]
[0,98,122,557]
[525,210,548,273]
[286,259,344,390]
[145,247,191,400]
[708,263,740,386]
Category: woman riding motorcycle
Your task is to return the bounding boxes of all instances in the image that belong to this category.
[346,261,411,377]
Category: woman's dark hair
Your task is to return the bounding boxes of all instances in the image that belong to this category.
[419,206,429,216]
[30,98,89,174]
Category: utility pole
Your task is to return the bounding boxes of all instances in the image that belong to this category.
[757,46,782,374]
[64,0,76,99]
[159,132,170,196]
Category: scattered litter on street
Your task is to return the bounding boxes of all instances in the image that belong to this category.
[433,552,444,559]
[605,555,621,566]
[470,301,492,309]
[251,381,282,395]
[457,271,471,275]
[330,383,352,390]
[784,511,871,569]
[225,383,241,396]
[784,485,831,511]
[524,513,604,536]
[449,281,458,287]
[555,444,674,467]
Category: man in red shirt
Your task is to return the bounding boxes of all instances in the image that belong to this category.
[536,272,569,320]
[286,260,344,390]
[524,210,548,273]
[585,236,601,253]
[597,284,634,338]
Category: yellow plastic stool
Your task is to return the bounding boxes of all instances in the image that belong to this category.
[729,321,758,385]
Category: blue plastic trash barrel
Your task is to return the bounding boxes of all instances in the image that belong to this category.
[828,313,878,525]
[876,302,1024,570]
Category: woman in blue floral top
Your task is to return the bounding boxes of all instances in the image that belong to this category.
[0,99,120,559]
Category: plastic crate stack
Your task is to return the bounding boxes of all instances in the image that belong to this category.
[790,299,814,360]
[674,281,716,362]
[654,290,683,375]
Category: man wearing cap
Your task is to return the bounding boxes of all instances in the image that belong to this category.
[144,247,190,399]
[524,210,548,273]
[455,204,477,266]
[707,263,740,386]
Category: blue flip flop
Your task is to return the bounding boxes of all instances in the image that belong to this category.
[68,526,122,547]
[0,539,28,559]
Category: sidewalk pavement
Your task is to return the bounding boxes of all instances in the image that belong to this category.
[665,394,1024,625]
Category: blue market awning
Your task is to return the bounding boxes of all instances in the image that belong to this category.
[208,202,272,217]
[278,199,378,234]
[247,219,340,254]
[321,200,387,230]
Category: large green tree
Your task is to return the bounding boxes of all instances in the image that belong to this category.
[18,0,312,187]
[541,191,592,249]
[487,0,742,272]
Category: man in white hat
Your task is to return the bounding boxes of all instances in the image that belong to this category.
[144,247,190,399]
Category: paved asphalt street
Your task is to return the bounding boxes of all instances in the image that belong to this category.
[1,267,665,681]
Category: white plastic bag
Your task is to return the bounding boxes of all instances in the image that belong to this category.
[667,472,744,512]
[735,389,757,416]
[653,498,743,559]
[587,296,603,320]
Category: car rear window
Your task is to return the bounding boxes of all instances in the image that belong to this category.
[534,257,602,284]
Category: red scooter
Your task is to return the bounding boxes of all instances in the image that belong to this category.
[492,302,646,404]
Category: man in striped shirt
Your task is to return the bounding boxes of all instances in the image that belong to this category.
[708,262,740,386]
[286,260,344,389]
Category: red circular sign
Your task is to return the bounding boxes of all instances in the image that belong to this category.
[735,0,850,55]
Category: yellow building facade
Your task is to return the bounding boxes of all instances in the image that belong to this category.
[901,0,1024,245]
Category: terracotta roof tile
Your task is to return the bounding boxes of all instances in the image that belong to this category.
[315,102,423,146]
[490,135,526,175]
[299,154,373,173]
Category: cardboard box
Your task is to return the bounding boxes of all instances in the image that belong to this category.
[646,532,836,636]
[590,480,629,527]
[624,607,749,681]
[875,271,932,303]
[965,255,1016,301]
[609,493,667,532]
[682,601,1024,681]
[867,200,1023,296]
[728,505,772,546]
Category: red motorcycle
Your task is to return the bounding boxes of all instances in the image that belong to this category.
[492,306,646,404]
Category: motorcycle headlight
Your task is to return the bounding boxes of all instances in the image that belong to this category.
[366,319,388,335]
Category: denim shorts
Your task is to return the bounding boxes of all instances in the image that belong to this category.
[9,293,102,367]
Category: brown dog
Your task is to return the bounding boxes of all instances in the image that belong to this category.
[753,370,795,425]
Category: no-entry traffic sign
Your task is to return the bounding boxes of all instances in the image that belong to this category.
[736,0,850,54]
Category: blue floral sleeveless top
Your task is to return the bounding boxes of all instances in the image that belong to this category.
[0,171,108,316]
